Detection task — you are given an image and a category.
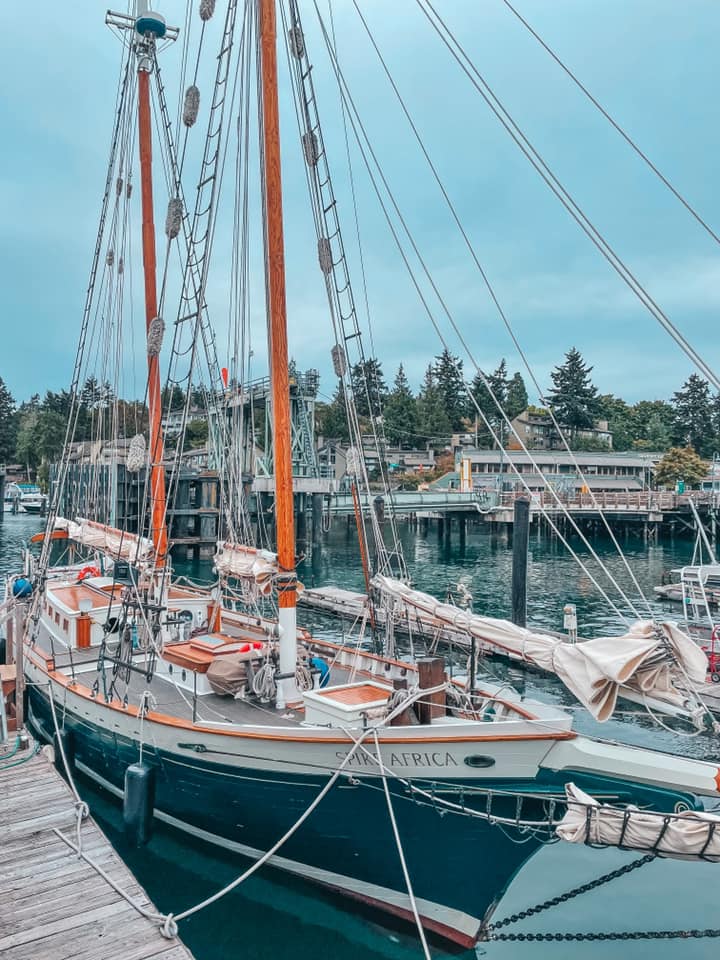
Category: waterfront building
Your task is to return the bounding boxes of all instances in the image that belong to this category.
[456,449,660,494]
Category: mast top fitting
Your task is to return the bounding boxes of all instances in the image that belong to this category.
[135,11,167,39]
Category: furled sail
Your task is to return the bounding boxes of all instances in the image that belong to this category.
[214,542,279,596]
[558,783,720,860]
[372,575,708,722]
[56,518,154,562]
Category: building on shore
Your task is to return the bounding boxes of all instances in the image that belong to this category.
[507,407,613,451]
[317,438,435,489]
[456,449,661,494]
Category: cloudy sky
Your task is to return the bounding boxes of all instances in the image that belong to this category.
[1,1,719,408]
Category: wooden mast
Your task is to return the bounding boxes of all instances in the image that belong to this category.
[258,0,298,706]
[136,7,168,567]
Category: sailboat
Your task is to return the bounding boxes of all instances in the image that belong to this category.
[7,1,720,949]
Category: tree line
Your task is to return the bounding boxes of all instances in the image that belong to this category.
[0,378,205,481]
[316,347,720,458]
[3,347,719,476]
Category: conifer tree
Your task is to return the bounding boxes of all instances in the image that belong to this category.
[433,348,467,430]
[671,374,713,456]
[350,358,387,420]
[383,364,418,447]
[416,366,452,447]
[470,360,508,446]
[0,377,17,463]
[546,347,599,440]
[317,382,350,442]
[505,372,528,420]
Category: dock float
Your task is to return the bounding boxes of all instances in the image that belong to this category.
[0,746,195,960]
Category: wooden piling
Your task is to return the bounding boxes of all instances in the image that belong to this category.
[416,657,446,723]
[511,496,530,629]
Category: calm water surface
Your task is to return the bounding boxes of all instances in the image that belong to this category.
[2,513,717,959]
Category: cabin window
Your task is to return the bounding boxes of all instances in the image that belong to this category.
[55,612,60,625]
[63,619,69,632]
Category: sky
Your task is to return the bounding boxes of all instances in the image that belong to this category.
[1,1,719,410]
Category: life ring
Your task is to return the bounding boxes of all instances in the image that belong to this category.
[77,565,101,582]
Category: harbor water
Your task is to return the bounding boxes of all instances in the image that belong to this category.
[2,511,718,959]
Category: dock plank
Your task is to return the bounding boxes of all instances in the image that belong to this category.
[0,749,195,960]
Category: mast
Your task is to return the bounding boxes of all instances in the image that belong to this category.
[135,2,168,566]
[258,0,298,707]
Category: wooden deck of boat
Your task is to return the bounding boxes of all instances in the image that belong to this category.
[0,747,195,960]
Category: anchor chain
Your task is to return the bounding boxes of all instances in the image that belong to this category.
[490,929,720,942]
[486,853,655,938]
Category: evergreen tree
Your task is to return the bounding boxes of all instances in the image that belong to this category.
[470,361,508,447]
[161,384,187,412]
[350,358,387,420]
[630,400,675,450]
[80,377,102,409]
[316,383,349,442]
[644,413,672,450]
[671,374,713,455]
[15,410,40,475]
[546,347,599,439]
[505,372,528,420]
[433,348,467,430]
[416,366,451,446]
[383,364,418,447]
[0,377,17,463]
[597,394,631,450]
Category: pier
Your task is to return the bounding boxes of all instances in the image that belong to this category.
[0,747,195,960]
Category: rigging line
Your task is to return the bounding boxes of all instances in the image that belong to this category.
[350,0,654,617]
[282,0,405,579]
[32,44,135,609]
[322,0,405,572]
[415,0,720,393]
[500,0,720,248]
[327,1,375,356]
[313,4,637,624]
[152,2,245,570]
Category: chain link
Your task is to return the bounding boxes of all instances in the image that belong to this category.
[486,852,718,941]
[488,854,655,932]
[491,929,720,942]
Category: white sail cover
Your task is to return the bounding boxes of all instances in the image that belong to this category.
[56,517,154,562]
[214,543,278,595]
[558,783,720,861]
[372,575,708,722]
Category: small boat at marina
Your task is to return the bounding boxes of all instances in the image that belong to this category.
[4,483,45,514]
[7,1,720,949]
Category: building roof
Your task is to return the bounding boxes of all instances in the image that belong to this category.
[460,449,660,468]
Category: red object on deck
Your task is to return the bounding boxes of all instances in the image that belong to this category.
[137,66,168,567]
[76,615,91,649]
[221,366,229,388]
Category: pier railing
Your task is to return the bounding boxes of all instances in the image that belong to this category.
[495,490,719,513]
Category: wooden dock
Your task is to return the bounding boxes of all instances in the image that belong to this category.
[0,747,195,960]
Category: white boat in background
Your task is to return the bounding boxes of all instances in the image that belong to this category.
[3,483,44,514]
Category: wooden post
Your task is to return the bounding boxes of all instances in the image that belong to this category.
[311,492,323,547]
[14,603,26,730]
[416,657,446,724]
[511,496,530,628]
